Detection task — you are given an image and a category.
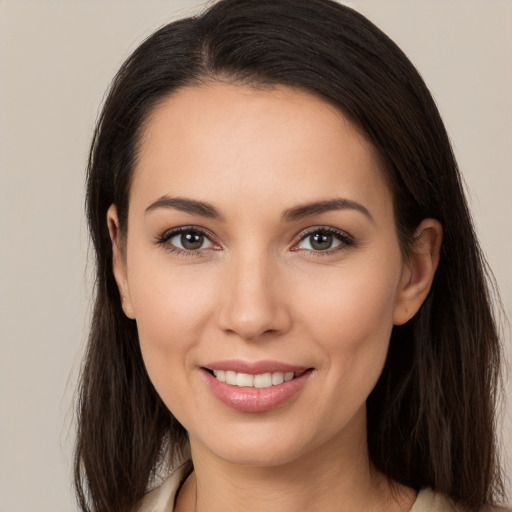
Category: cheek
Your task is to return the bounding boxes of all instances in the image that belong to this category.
[289,264,400,435]
[131,256,216,334]
[295,253,402,383]
[127,255,219,393]
[300,260,399,339]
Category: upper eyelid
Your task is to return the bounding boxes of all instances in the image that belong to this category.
[154,226,219,257]
[160,225,215,241]
[293,226,353,242]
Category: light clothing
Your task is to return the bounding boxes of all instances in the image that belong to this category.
[136,463,188,512]
[136,462,490,512]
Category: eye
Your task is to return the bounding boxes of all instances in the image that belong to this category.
[293,228,353,253]
[170,230,212,251]
[156,227,218,254]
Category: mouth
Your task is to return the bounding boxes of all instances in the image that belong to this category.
[200,362,314,413]
[204,368,306,389]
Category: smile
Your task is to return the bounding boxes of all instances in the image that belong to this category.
[202,362,313,413]
[211,370,296,388]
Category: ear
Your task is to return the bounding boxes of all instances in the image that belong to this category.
[107,204,136,320]
[393,218,442,325]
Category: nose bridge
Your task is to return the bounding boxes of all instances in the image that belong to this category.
[217,244,290,340]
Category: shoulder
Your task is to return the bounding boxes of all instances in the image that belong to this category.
[135,462,191,512]
[411,488,511,512]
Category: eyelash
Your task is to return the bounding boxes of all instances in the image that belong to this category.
[291,227,355,256]
[154,226,355,257]
[154,226,219,257]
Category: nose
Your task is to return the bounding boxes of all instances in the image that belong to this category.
[217,250,292,341]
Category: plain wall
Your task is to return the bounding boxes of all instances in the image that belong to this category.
[0,1,510,511]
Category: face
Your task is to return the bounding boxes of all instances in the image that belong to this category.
[109,83,436,468]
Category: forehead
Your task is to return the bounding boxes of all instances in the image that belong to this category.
[131,82,392,219]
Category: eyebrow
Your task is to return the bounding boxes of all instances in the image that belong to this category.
[145,196,224,220]
[145,195,373,224]
[281,198,374,223]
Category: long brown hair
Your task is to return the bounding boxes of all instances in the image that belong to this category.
[76,1,505,510]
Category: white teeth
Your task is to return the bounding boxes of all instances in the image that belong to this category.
[236,373,254,387]
[225,371,237,385]
[253,373,272,388]
[271,372,284,385]
[212,370,298,388]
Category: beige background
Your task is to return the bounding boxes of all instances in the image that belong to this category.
[0,1,510,510]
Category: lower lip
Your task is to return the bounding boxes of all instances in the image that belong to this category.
[202,369,312,413]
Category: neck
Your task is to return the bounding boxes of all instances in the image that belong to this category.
[175,410,415,512]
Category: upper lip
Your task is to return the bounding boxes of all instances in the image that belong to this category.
[202,359,310,375]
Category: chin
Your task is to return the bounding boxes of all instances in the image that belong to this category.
[189,419,330,469]
[217,443,309,467]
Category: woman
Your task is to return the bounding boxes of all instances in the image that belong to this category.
[75,0,508,511]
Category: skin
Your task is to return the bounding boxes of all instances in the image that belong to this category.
[108,83,442,512]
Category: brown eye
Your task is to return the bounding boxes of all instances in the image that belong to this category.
[309,232,333,251]
[181,231,205,250]
[295,228,350,252]
[166,229,214,252]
